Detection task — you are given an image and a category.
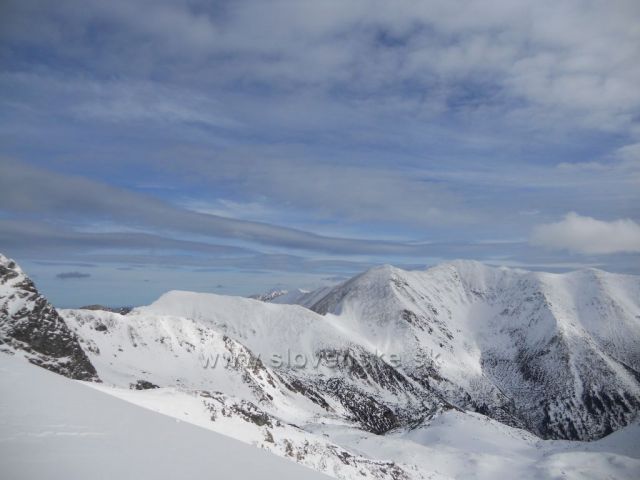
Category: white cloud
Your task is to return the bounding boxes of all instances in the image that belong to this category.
[3,0,640,134]
[531,212,640,254]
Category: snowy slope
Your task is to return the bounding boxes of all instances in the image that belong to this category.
[0,353,329,480]
[88,383,640,480]
[5,348,638,480]
[61,294,444,479]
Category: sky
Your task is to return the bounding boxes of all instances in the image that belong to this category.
[1,0,639,307]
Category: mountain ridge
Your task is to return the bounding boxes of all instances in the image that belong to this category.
[261,260,640,440]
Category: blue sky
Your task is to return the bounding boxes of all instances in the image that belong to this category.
[1,0,639,306]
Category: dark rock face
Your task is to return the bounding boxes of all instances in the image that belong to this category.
[0,254,98,381]
[323,378,400,434]
[130,380,160,390]
[272,347,445,435]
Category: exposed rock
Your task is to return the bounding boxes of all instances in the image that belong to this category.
[130,380,159,390]
[0,254,98,381]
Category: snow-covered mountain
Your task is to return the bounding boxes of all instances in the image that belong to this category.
[248,288,290,302]
[61,291,443,478]
[249,286,334,307]
[270,261,640,440]
[0,254,97,380]
[1,252,639,479]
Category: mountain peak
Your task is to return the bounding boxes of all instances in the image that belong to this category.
[276,259,640,441]
[0,253,22,274]
[0,253,98,381]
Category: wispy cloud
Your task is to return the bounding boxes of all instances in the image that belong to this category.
[56,271,91,280]
[0,160,460,256]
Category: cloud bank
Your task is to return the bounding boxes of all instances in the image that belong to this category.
[532,213,640,255]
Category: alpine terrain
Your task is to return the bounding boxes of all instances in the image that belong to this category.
[1,252,639,479]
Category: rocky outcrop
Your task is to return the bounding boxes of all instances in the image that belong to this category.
[0,254,98,381]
